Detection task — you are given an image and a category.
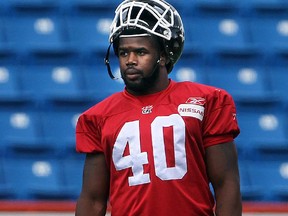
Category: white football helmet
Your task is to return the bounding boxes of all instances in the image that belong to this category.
[106,0,185,74]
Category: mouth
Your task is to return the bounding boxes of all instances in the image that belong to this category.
[124,68,142,80]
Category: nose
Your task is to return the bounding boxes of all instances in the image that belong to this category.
[126,52,137,66]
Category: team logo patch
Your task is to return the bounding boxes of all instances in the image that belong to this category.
[142,105,153,114]
[178,97,205,121]
[186,97,206,105]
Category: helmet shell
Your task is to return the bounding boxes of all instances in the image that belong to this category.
[109,0,185,73]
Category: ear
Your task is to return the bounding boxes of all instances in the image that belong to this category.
[159,53,170,66]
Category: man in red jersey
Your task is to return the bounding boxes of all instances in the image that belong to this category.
[75,0,242,215]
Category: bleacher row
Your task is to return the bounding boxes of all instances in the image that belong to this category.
[0,0,288,202]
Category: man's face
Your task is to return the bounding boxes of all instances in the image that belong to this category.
[118,36,161,95]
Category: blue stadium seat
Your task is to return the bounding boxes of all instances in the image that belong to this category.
[4,156,75,200]
[65,13,113,56]
[0,157,16,199]
[0,16,16,58]
[0,66,29,103]
[5,0,57,11]
[184,16,253,55]
[82,62,125,102]
[20,64,90,104]
[62,154,85,198]
[241,0,288,12]
[249,17,288,54]
[0,109,52,153]
[169,58,208,84]
[4,14,69,55]
[236,103,288,157]
[268,67,288,105]
[247,160,288,201]
[0,18,6,49]
[238,160,262,201]
[165,0,195,15]
[41,109,81,153]
[193,0,238,12]
[206,66,274,102]
[67,0,118,10]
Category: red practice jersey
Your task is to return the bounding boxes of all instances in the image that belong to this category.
[76,80,240,216]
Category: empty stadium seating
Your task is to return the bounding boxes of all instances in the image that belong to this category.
[0,0,288,203]
[242,0,288,13]
[0,158,15,199]
[169,57,209,84]
[193,0,237,10]
[0,108,54,154]
[0,66,27,103]
[247,160,288,201]
[249,17,288,55]
[4,155,76,200]
[238,160,262,201]
[19,64,92,105]
[65,12,113,56]
[5,0,57,10]
[184,15,253,55]
[40,108,81,153]
[236,103,288,158]
[67,0,118,10]
[62,153,85,198]
[82,60,125,102]
[268,67,288,105]
[4,13,69,56]
[206,65,274,102]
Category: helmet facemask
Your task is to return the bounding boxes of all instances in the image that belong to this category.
[110,0,175,43]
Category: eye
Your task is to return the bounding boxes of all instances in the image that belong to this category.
[137,49,146,56]
[118,50,128,57]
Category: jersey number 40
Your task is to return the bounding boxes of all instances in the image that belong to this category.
[112,114,188,186]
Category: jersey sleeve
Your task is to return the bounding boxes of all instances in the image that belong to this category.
[202,88,240,148]
[76,113,103,153]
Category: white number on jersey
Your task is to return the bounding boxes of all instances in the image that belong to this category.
[112,114,187,186]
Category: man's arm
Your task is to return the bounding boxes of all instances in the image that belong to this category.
[206,141,242,216]
[75,153,110,216]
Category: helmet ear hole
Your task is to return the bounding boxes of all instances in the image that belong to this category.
[173,41,181,49]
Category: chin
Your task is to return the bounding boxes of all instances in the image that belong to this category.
[124,80,146,92]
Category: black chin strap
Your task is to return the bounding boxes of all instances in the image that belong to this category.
[104,43,119,80]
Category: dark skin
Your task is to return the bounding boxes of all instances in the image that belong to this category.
[118,36,169,95]
[75,36,242,216]
[75,153,109,216]
[206,142,242,215]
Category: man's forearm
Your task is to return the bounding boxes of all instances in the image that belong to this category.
[214,184,242,216]
[75,197,107,216]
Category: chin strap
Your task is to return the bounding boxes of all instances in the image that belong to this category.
[104,43,119,80]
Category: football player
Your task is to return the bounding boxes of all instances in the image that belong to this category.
[75,0,242,215]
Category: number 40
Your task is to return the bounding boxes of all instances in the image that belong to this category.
[112,114,187,186]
